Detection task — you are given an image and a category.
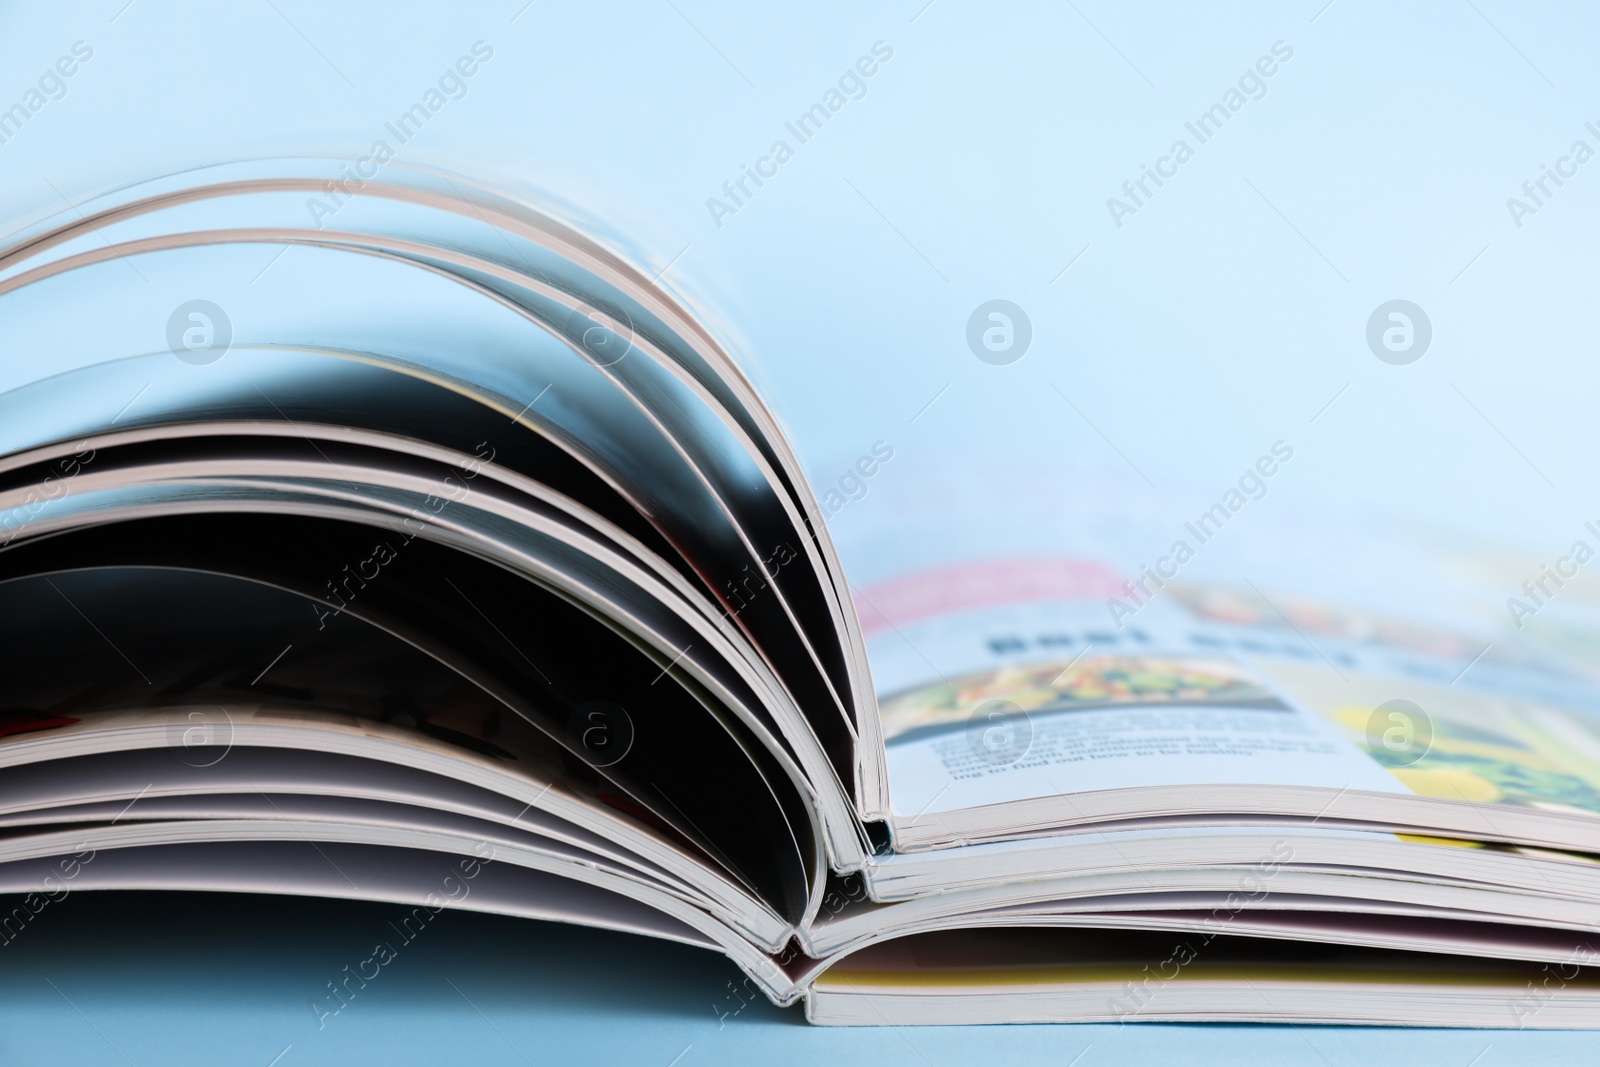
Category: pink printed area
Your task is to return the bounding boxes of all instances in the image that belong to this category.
[852,557,1125,636]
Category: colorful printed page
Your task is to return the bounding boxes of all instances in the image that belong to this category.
[861,557,1600,823]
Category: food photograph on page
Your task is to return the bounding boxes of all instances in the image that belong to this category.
[0,2,1597,1065]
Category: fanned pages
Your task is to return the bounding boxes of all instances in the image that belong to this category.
[3,160,1600,1026]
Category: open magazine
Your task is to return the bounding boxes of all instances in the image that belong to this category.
[2,159,1599,1028]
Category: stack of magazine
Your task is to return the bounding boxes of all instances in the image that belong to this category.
[1,160,1597,1027]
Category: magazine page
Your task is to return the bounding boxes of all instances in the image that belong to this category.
[831,455,1600,845]
[867,584,1401,819]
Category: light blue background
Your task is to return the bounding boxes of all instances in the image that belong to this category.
[3,891,1593,1066]
[2,0,1598,1061]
